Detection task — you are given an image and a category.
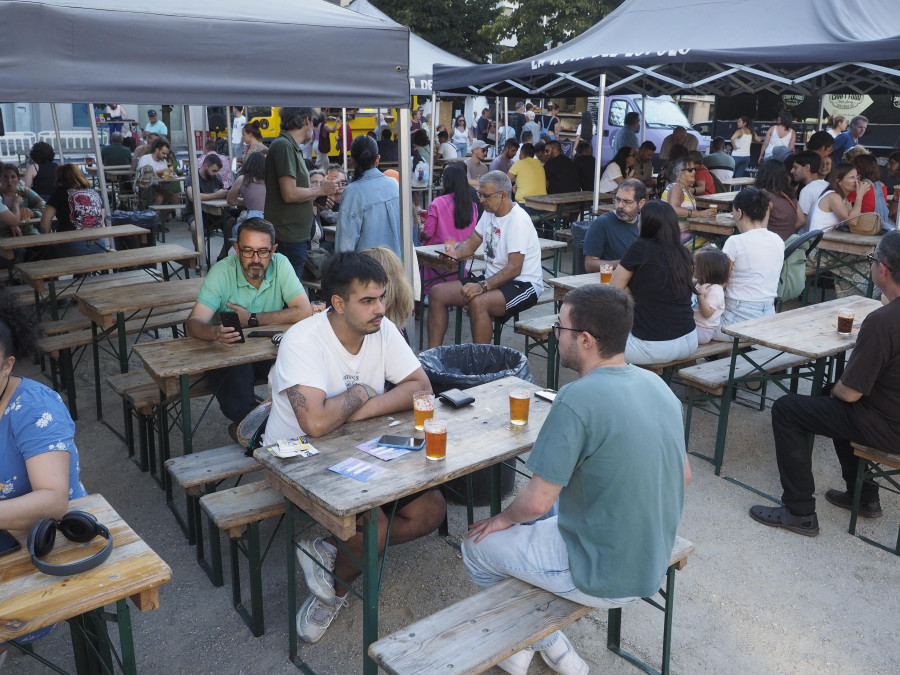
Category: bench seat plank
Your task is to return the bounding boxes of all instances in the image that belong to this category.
[200,481,286,538]
[166,444,260,495]
[677,347,811,395]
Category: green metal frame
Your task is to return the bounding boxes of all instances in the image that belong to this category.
[849,455,900,556]
[810,248,874,303]
[521,330,559,390]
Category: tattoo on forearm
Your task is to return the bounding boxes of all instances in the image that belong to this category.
[341,387,365,420]
[287,385,307,417]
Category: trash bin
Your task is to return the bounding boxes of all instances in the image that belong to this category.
[570,221,590,275]
[418,344,534,506]
[111,209,159,249]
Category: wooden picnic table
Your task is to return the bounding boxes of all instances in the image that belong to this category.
[0,224,149,260]
[15,243,199,319]
[547,271,606,303]
[523,191,613,232]
[257,375,551,675]
[695,191,737,208]
[688,215,737,237]
[719,176,754,187]
[0,493,171,674]
[133,324,294,456]
[811,230,883,299]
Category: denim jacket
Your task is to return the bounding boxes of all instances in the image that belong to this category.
[336,168,402,256]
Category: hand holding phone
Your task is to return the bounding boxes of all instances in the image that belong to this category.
[437,251,458,263]
[219,310,245,344]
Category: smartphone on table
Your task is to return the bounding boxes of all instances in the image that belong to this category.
[377,435,426,451]
[219,310,245,343]
[0,529,21,558]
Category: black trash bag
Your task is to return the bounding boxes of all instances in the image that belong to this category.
[418,344,533,506]
[110,209,159,249]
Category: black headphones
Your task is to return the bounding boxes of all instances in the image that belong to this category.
[28,511,113,576]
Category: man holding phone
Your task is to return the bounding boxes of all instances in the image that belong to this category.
[185,218,311,439]
[264,252,445,644]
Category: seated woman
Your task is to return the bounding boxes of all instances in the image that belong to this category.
[0,288,88,656]
[597,146,635,193]
[847,153,889,222]
[660,158,716,244]
[0,163,45,237]
[24,141,58,200]
[419,163,478,292]
[336,135,401,257]
[713,188,785,340]
[808,163,870,233]
[40,164,106,258]
[754,159,804,241]
[611,201,698,364]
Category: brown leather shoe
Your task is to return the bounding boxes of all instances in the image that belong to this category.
[824,489,883,518]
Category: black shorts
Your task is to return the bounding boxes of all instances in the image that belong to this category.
[383,486,441,516]
[464,275,540,314]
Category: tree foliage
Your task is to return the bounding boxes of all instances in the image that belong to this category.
[369,0,498,63]
[484,0,625,64]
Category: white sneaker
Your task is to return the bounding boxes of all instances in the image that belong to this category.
[298,537,336,603]
[296,593,348,644]
[539,633,589,675]
[497,649,533,675]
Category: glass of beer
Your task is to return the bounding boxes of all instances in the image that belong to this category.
[509,389,531,426]
[837,308,855,336]
[444,237,455,254]
[413,391,435,431]
[424,418,447,461]
[600,264,613,284]
[311,301,326,314]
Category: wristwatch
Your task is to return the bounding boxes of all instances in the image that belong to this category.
[248,313,259,328]
[478,279,489,293]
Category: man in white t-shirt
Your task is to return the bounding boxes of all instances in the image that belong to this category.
[265,252,445,644]
[231,106,246,157]
[436,129,458,160]
[427,170,543,347]
[791,151,828,217]
[135,138,178,205]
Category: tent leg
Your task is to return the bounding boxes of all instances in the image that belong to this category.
[592,72,607,213]
[399,108,416,342]
[88,104,112,227]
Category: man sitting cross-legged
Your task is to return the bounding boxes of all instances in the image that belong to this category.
[427,170,543,347]
[263,251,446,643]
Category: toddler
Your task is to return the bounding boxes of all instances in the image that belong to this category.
[693,248,730,344]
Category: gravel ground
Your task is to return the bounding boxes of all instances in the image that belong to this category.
[7,226,899,674]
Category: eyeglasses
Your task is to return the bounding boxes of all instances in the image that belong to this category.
[867,252,890,271]
[476,191,500,200]
[552,321,586,339]
[239,248,272,260]
[614,197,637,205]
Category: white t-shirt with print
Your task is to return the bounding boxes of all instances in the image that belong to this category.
[474,203,543,292]
[722,227,785,303]
[264,311,422,443]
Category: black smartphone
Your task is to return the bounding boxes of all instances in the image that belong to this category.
[437,251,458,262]
[219,311,245,343]
[0,529,21,558]
[247,330,281,338]
[535,389,557,403]
[377,435,426,451]
[314,195,329,207]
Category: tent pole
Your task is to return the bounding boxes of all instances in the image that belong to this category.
[226,106,233,170]
[87,104,112,228]
[640,93,647,144]
[342,108,348,177]
[495,97,500,157]
[184,106,206,274]
[504,95,509,143]
[429,90,437,203]
[817,96,825,132]
[398,108,415,343]
[592,73,607,213]
[50,103,67,165]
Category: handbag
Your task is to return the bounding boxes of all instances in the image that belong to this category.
[317,128,331,154]
[843,212,882,236]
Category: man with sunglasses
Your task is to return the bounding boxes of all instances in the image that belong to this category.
[186,218,311,439]
[427,171,542,347]
[751,231,900,537]
[583,178,647,273]
[462,284,688,675]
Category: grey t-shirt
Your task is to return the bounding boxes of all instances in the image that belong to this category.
[583,210,639,262]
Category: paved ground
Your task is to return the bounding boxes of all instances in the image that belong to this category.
[7,223,899,674]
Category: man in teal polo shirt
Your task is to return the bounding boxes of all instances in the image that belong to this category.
[186,218,311,438]
[462,284,689,675]
[264,107,342,279]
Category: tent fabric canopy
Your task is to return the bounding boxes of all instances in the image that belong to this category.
[433,0,900,98]
[346,0,472,95]
[0,0,410,107]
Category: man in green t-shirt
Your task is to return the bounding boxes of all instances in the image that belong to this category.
[185,218,311,439]
[264,107,342,279]
[462,284,689,675]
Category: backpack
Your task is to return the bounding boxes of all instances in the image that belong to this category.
[134,164,156,191]
[778,231,822,301]
[870,180,889,222]
[318,128,331,154]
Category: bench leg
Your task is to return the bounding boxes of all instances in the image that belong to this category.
[232,523,266,637]
[849,455,865,536]
[194,493,224,587]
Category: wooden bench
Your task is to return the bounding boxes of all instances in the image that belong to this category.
[166,445,263,587]
[848,443,900,556]
[677,347,814,474]
[369,536,694,675]
[199,481,287,636]
[9,269,153,308]
[637,340,746,383]
[491,290,555,348]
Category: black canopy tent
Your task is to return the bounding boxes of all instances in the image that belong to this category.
[0,0,418,280]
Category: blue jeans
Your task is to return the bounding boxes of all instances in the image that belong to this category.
[207,359,274,424]
[733,155,751,178]
[625,329,698,365]
[454,141,468,157]
[275,239,308,280]
[461,516,637,651]
[714,298,774,341]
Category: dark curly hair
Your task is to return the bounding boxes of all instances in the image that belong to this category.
[0,288,39,360]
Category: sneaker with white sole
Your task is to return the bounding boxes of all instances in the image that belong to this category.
[497,649,533,675]
[298,537,337,603]
[540,633,589,675]
[296,593,348,644]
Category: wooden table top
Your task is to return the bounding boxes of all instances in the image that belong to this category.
[719,177,754,186]
[723,296,883,359]
[133,323,294,397]
[548,272,606,301]
[688,215,737,236]
[0,224,148,252]
[258,376,549,540]
[15,244,199,292]
[76,277,204,329]
[0,493,172,642]
[201,198,230,211]
[416,237,567,266]
[819,229,882,255]
[696,191,738,204]
[523,191,612,211]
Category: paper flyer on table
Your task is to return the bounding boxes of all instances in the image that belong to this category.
[328,457,387,482]
[356,438,410,461]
